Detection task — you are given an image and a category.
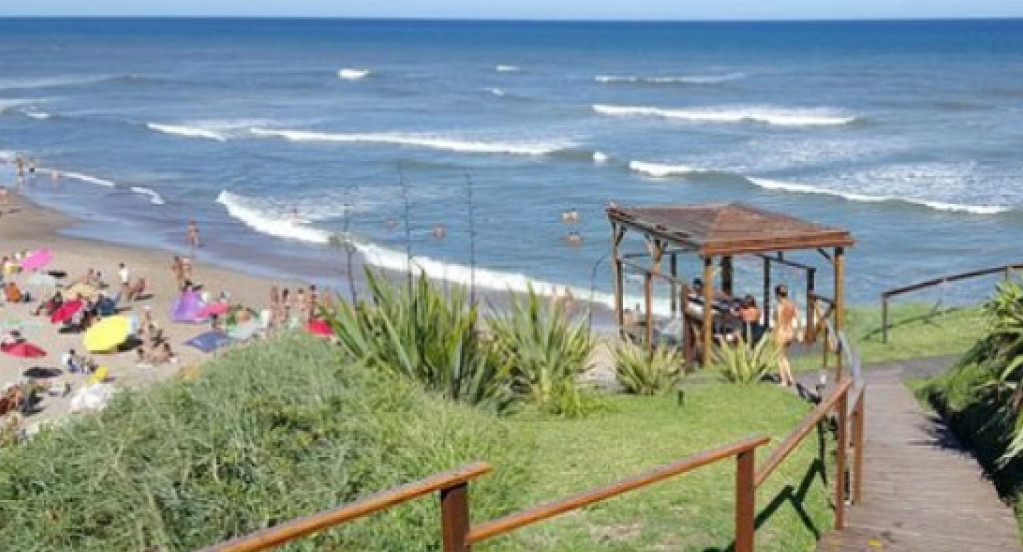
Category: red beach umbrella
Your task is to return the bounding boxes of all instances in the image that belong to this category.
[306,319,333,337]
[50,300,84,324]
[1,342,46,358]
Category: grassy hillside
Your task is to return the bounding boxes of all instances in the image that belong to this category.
[0,335,833,552]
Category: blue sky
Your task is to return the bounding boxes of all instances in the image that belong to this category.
[6,0,1023,20]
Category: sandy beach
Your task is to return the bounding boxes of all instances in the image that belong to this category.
[0,190,304,428]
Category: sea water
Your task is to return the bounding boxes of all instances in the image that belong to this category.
[1,18,1022,312]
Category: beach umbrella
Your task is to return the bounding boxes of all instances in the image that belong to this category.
[83,315,131,353]
[196,302,230,320]
[306,319,333,337]
[171,291,205,323]
[50,300,84,324]
[20,249,53,271]
[27,271,58,293]
[65,283,99,302]
[185,330,233,353]
[1,341,46,358]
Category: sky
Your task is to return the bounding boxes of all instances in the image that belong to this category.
[4,0,1023,20]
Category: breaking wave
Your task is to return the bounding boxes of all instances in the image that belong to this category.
[595,72,746,85]
[495,64,520,72]
[248,127,573,156]
[338,68,370,80]
[147,123,228,142]
[61,171,116,188]
[629,160,713,177]
[592,104,858,127]
[747,177,1010,215]
[130,186,166,205]
[217,189,673,315]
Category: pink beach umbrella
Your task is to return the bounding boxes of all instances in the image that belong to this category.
[51,300,84,324]
[306,319,333,337]
[21,249,53,271]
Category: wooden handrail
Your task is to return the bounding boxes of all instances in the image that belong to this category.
[754,378,853,488]
[881,262,1023,343]
[881,263,1023,299]
[469,434,770,544]
[196,462,492,552]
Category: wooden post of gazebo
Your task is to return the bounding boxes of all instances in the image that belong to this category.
[611,223,625,335]
[702,256,714,364]
[834,246,846,379]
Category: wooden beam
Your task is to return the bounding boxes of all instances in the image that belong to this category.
[702,256,714,366]
[721,256,734,297]
[611,223,626,335]
[762,257,771,328]
[670,253,678,317]
[834,246,846,380]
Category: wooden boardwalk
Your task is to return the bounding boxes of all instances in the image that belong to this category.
[817,364,1022,552]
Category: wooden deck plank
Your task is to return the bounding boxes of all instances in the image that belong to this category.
[815,364,1022,552]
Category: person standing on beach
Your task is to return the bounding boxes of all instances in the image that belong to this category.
[187,220,201,252]
[772,284,798,388]
[171,256,185,291]
[118,263,131,301]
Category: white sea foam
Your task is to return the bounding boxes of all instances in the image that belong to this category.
[592,151,609,164]
[0,99,35,114]
[147,123,228,142]
[747,177,1010,215]
[485,87,506,97]
[595,72,745,85]
[629,160,711,177]
[23,110,51,119]
[495,65,520,72]
[217,189,674,316]
[0,74,111,91]
[249,127,572,156]
[62,171,116,188]
[130,186,166,205]
[593,104,857,127]
[338,68,370,81]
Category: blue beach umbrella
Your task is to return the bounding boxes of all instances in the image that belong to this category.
[185,330,233,353]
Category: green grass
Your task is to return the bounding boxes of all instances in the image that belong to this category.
[0,336,835,552]
[491,386,833,552]
[790,302,986,371]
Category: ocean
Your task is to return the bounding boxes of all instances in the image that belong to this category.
[1,18,1022,315]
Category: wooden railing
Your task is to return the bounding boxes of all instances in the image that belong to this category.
[195,376,867,552]
[880,262,1023,343]
[754,377,865,530]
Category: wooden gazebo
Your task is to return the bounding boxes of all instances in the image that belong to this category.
[607,203,855,373]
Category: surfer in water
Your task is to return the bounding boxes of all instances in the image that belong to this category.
[290,208,301,226]
[432,224,447,240]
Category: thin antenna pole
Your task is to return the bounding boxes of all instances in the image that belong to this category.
[397,162,414,290]
[342,185,358,304]
[464,173,477,305]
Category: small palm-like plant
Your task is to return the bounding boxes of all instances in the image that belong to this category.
[712,336,778,385]
[488,286,595,417]
[614,339,683,395]
[327,269,514,413]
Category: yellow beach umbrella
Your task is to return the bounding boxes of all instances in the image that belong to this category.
[83,315,131,353]
[66,283,100,302]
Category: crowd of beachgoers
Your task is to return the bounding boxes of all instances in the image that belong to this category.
[0,163,335,436]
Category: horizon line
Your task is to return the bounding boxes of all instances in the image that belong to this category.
[2,15,1023,23]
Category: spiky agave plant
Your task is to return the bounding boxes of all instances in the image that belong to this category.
[327,269,514,413]
[613,339,683,395]
[712,336,778,385]
[487,286,595,417]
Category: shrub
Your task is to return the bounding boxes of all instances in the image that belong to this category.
[488,287,595,417]
[613,339,683,395]
[327,269,515,413]
[712,336,778,385]
[0,335,533,552]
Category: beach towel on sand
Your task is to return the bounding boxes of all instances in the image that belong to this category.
[170,291,204,323]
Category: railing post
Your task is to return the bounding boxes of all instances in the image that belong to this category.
[735,448,756,552]
[852,390,865,505]
[834,389,849,530]
[881,296,889,344]
[441,483,472,552]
